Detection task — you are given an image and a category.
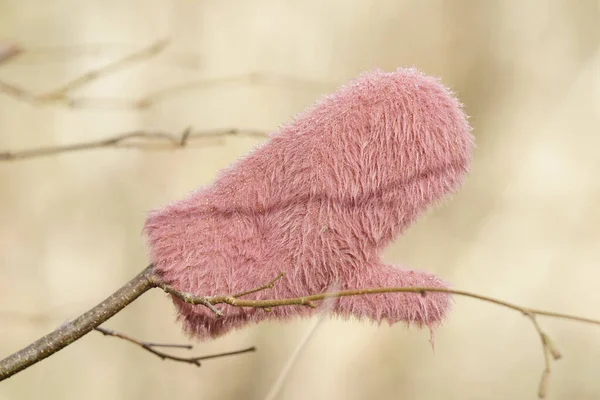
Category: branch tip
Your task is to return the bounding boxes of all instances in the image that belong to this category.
[93,326,254,366]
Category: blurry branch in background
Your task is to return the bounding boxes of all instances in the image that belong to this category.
[0,128,268,161]
[0,38,333,109]
[132,71,333,109]
[0,42,22,65]
[94,327,255,366]
[36,39,170,104]
[263,282,340,400]
[3,42,202,69]
[0,39,169,106]
[2,266,599,399]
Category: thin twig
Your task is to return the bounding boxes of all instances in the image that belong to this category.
[134,72,333,108]
[2,264,599,399]
[157,281,600,327]
[95,327,193,349]
[94,326,255,366]
[55,72,333,110]
[11,43,201,70]
[0,42,22,65]
[0,265,155,381]
[232,272,286,298]
[157,273,600,399]
[155,283,224,317]
[0,128,267,161]
[263,281,339,400]
[524,313,553,399]
[0,71,332,110]
[1,38,331,110]
[38,39,169,103]
[0,39,169,106]
[0,80,36,103]
[152,272,287,318]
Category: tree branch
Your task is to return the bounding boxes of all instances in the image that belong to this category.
[156,277,600,326]
[133,72,333,109]
[1,37,332,110]
[156,273,600,399]
[2,265,599,399]
[37,39,169,103]
[0,128,267,161]
[0,39,169,106]
[94,326,255,366]
[0,41,22,65]
[0,265,155,381]
[8,42,201,70]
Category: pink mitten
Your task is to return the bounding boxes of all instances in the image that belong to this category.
[144,68,474,340]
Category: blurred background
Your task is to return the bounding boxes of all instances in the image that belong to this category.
[1,1,599,399]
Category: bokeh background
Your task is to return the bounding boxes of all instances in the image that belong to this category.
[1,1,599,399]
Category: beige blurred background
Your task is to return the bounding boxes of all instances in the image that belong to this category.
[1,1,599,399]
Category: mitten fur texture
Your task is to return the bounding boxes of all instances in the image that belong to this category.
[144,68,474,341]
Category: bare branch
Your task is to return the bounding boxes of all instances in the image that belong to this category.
[0,80,36,103]
[0,39,169,106]
[2,263,599,400]
[134,72,333,109]
[0,42,22,65]
[11,42,200,70]
[152,272,287,318]
[263,281,340,400]
[524,313,554,398]
[157,273,600,399]
[52,72,333,110]
[0,38,332,109]
[94,327,193,349]
[231,272,286,298]
[0,265,155,381]
[158,277,600,326]
[40,39,170,103]
[94,326,255,366]
[0,128,267,162]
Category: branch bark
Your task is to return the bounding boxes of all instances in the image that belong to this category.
[0,265,154,381]
[2,265,600,399]
[94,326,256,366]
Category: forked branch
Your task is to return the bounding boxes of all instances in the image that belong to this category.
[153,272,600,399]
[0,128,267,161]
[0,38,332,109]
[1,265,599,399]
[94,327,255,366]
[0,39,169,106]
[0,265,155,381]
